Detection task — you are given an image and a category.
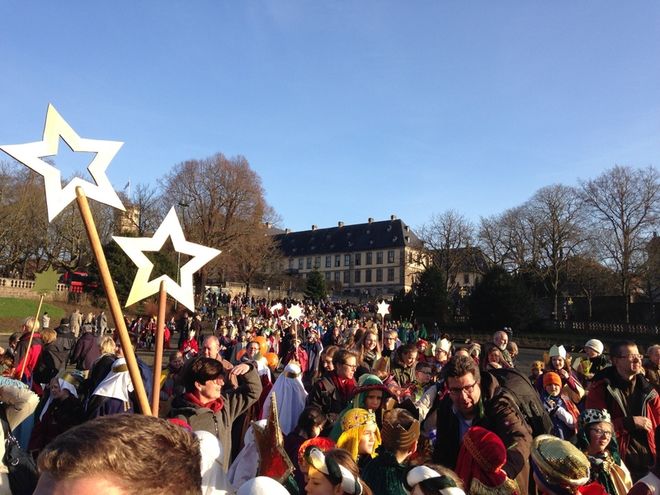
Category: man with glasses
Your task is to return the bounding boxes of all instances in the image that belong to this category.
[431,354,532,492]
[587,340,660,481]
[306,349,358,423]
[382,330,399,358]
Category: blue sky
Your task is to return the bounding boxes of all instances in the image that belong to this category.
[1,2,659,233]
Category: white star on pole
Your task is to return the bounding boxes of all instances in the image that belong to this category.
[0,104,125,221]
[113,207,221,311]
[288,303,304,321]
[270,302,283,313]
[377,300,390,318]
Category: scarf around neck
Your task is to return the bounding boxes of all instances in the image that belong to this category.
[184,391,224,413]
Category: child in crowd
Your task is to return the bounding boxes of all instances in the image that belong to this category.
[541,371,579,440]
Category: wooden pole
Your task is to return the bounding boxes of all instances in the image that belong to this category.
[18,294,44,381]
[75,187,152,416]
[151,281,167,416]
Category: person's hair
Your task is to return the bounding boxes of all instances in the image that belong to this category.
[353,329,382,364]
[333,349,357,367]
[386,330,398,339]
[610,340,638,358]
[480,343,501,370]
[295,406,327,438]
[22,316,39,333]
[324,449,373,495]
[507,341,518,355]
[204,335,220,347]
[99,336,116,355]
[442,354,480,383]
[321,345,339,362]
[37,414,201,495]
[648,345,660,357]
[413,463,465,494]
[41,328,57,345]
[184,357,224,392]
[415,361,432,372]
[8,332,21,346]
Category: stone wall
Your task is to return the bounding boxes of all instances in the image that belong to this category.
[0,278,69,302]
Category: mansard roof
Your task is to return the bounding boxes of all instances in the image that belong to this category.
[274,218,423,257]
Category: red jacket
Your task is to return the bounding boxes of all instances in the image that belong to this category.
[13,332,43,383]
[586,367,660,476]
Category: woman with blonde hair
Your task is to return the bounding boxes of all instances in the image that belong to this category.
[353,329,381,374]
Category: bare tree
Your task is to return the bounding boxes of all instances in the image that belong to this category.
[159,153,272,299]
[581,165,659,322]
[528,184,585,319]
[418,209,475,290]
[223,226,281,295]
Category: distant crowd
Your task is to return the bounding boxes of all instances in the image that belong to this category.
[0,298,659,495]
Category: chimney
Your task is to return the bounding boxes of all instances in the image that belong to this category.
[285,228,291,234]
[368,217,374,224]
[390,214,397,221]
[404,225,410,232]
[338,221,344,227]
[265,222,271,229]
[311,225,317,231]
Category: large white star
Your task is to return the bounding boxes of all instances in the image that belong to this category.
[377,300,390,318]
[0,104,125,221]
[113,207,221,311]
[288,303,304,321]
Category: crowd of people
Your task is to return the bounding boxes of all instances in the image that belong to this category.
[0,298,659,495]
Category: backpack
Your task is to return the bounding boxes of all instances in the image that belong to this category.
[489,367,553,437]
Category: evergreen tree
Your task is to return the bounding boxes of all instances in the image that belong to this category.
[469,266,537,332]
[305,269,327,302]
[414,265,449,324]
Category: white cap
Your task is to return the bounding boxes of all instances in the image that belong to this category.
[584,339,604,355]
[436,338,451,354]
[548,344,567,359]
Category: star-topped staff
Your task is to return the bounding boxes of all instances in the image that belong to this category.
[377,300,391,348]
[18,269,59,381]
[1,105,152,416]
[114,208,220,415]
[288,303,304,321]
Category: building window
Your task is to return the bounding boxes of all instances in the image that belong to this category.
[298,258,303,270]
[376,252,383,264]
[387,250,395,263]
[365,269,372,283]
[289,258,294,269]
[325,271,331,281]
[345,254,351,266]
[343,270,350,283]
[366,252,372,265]
[325,255,331,268]
[334,271,340,282]
[355,270,361,283]
[376,268,383,282]
[387,268,395,282]
[463,273,470,285]
[306,257,312,269]
[335,255,341,267]
[355,253,361,266]
[314,256,321,269]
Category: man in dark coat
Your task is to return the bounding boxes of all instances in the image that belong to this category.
[306,348,357,424]
[52,319,76,372]
[431,354,532,493]
[70,325,100,374]
[169,357,262,471]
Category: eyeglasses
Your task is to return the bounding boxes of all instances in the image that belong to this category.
[341,363,357,369]
[448,382,477,397]
[616,354,643,361]
[591,428,613,438]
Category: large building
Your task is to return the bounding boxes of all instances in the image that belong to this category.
[272,216,426,298]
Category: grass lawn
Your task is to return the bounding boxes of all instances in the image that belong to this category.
[0,297,102,334]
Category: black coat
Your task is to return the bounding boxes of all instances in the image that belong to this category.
[71,332,100,371]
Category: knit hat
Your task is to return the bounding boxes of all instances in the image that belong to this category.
[336,408,381,461]
[543,371,562,388]
[549,345,567,359]
[531,435,590,495]
[455,426,517,493]
[583,340,604,355]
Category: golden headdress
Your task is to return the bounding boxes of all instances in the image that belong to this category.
[336,408,381,461]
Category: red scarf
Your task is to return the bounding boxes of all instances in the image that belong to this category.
[184,392,224,413]
[331,373,357,402]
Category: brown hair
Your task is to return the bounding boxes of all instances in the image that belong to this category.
[37,414,201,494]
[333,349,358,367]
[184,357,224,392]
[442,354,480,383]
